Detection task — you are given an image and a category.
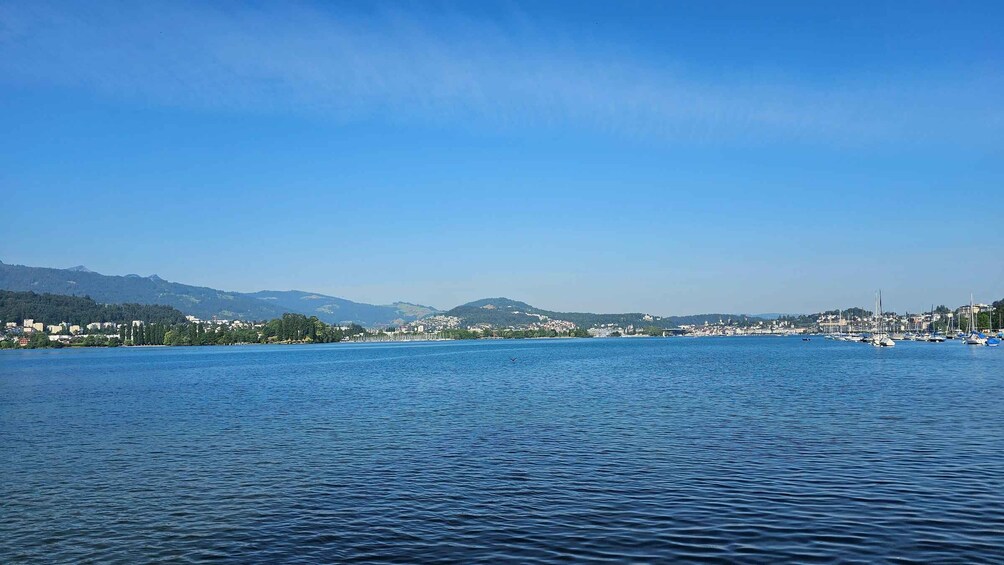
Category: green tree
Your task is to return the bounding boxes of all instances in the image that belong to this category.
[27,332,52,348]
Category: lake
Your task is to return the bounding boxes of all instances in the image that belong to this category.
[2,338,1002,563]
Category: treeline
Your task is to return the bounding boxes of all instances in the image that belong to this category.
[154,314,366,347]
[958,299,1004,332]
[0,290,187,325]
[817,307,873,320]
[6,312,369,349]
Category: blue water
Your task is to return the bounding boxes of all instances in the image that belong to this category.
[2,338,1002,563]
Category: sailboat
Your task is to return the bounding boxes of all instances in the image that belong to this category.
[965,294,986,346]
[927,305,945,342]
[825,310,838,339]
[869,291,895,347]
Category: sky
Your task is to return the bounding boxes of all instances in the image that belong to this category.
[1,0,1002,315]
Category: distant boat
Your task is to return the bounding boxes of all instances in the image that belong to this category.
[965,333,985,345]
[966,333,987,346]
[987,337,1000,347]
[869,291,895,347]
[922,305,945,342]
[825,309,842,340]
[964,294,986,346]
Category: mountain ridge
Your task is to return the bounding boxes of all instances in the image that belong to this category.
[241,290,437,326]
[2,262,770,330]
[0,262,434,326]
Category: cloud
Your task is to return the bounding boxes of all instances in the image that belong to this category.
[1,0,1000,146]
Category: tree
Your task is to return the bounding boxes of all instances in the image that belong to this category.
[27,332,52,348]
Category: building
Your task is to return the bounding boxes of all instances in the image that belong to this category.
[958,303,990,316]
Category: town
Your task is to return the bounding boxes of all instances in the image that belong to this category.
[4,298,1001,349]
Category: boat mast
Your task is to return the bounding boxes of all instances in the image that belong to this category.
[879,290,884,335]
[970,294,975,334]
[874,292,880,336]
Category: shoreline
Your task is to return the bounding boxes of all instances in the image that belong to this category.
[0,333,827,352]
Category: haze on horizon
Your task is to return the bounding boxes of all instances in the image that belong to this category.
[2,1,1001,316]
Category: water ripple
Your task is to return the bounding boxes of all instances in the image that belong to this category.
[2,338,1003,563]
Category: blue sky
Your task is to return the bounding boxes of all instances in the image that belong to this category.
[1,0,1001,314]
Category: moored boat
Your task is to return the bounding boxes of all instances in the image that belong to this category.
[868,291,895,347]
[964,294,985,345]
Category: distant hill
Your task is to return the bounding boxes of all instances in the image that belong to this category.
[0,261,766,329]
[446,298,663,328]
[0,262,282,321]
[0,290,188,326]
[444,298,768,329]
[0,261,435,325]
[243,290,437,326]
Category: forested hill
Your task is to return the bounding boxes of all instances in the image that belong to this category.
[0,261,435,325]
[444,298,764,329]
[242,290,438,326]
[0,262,283,321]
[0,290,188,325]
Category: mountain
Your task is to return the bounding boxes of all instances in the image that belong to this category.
[0,261,435,325]
[0,262,283,321]
[242,290,437,326]
[0,262,761,329]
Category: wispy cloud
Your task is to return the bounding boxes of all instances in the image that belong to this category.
[1,1,1000,145]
